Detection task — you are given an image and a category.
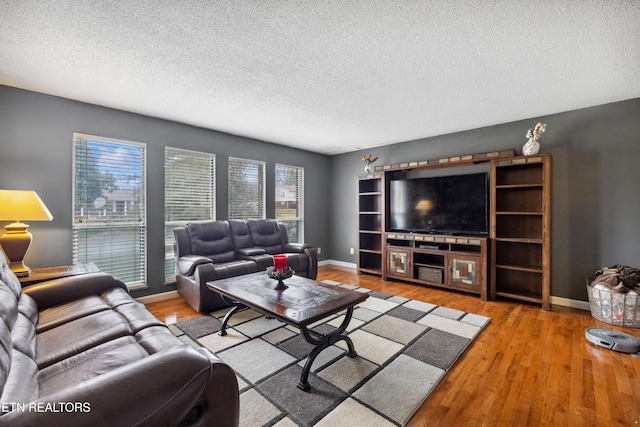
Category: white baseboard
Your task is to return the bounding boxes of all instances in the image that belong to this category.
[550,295,590,311]
[136,290,179,304]
[320,259,357,269]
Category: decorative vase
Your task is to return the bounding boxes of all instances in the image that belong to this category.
[364,162,373,173]
[522,138,540,156]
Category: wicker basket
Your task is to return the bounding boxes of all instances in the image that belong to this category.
[586,285,640,328]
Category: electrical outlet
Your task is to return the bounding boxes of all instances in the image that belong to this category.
[349,248,355,255]
[317,247,322,254]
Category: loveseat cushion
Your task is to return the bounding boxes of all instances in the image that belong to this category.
[247,219,284,254]
[211,260,259,280]
[187,221,236,263]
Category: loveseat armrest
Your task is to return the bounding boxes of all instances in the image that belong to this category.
[0,345,239,427]
[283,242,312,253]
[21,273,128,310]
[177,254,214,276]
[237,247,266,257]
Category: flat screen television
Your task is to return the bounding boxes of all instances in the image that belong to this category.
[388,172,489,235]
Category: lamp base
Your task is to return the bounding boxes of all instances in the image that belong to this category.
[0,222,33,277]
[8,261,30,277]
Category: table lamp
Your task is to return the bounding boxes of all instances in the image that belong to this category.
[0,190,53,277]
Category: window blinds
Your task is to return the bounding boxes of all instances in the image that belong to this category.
[164,148,215,280]
[275,164,304,243]
[228,157,265,220]
[72,133,146,288]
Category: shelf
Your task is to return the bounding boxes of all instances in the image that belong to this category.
[494,290,542,304]
[495,184,542,189]
[359,248,382,254]
[495,211,543,215]
[415,262,443,269]
[495,264,543,274]
[494,237,543,244]
[359,267,382,276]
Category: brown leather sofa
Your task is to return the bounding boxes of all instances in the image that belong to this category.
[174,219,318,313]
[0,252,239,427]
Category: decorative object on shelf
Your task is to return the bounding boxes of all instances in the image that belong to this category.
[0,190,53,277]
[267,266,294,290]
[522,122,546,155]
[361,154,378,173]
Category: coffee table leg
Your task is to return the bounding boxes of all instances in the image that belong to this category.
[219,297,246,336]
[298,306,357,391]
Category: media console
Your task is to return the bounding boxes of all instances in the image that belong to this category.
[385,233,488,300]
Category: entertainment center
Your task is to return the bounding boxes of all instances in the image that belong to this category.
[357,149,551,310]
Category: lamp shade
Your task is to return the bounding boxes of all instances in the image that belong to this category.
[0,190,53,222]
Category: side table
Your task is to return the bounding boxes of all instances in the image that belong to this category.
[18,262,99,287]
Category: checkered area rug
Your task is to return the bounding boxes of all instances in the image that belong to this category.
[169,280,490,427]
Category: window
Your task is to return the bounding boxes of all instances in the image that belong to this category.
[72,133,146,289]
[275,164,304,243]
[228,157,265,219]
[164,148,216,281]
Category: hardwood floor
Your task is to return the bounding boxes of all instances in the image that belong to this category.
[145,266,640,426]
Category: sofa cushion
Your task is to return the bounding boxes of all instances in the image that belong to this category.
[38,336,148,398]
[36,295,110,333]
[36,310,132,369]
[10,313,36,360]
[1,349,38,404]
[187,221,236,263]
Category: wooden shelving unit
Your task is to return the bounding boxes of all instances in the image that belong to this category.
[356,148,552,307]
[357,172,384,276]
[490,155,551,310]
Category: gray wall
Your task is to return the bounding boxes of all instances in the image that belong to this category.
[0,85,332,297]
[331,98,640,301]
[3,84,639,302]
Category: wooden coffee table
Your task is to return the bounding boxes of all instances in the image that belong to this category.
[207,272,369,391]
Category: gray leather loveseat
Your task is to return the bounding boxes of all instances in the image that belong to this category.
[174,219,318,312]
[0,252,239,427]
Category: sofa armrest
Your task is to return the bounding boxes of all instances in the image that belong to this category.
[283,242,312,253]
[177,254,213,276]
[0,346,239,427]
[21,273,128,310]
[237,247,266,257]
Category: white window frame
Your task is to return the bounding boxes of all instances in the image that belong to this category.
[275,164,304,243]
[228,157,266,220]
[72,133,147,290]
[164,147,216,282]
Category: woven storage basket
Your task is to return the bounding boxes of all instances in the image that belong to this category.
[586,285,640,328]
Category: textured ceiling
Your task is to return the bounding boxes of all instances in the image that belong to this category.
[2,1,639,155]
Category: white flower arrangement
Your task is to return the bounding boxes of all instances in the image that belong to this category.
[526,122,546,141]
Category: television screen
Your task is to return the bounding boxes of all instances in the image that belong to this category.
[388,172,488,235]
